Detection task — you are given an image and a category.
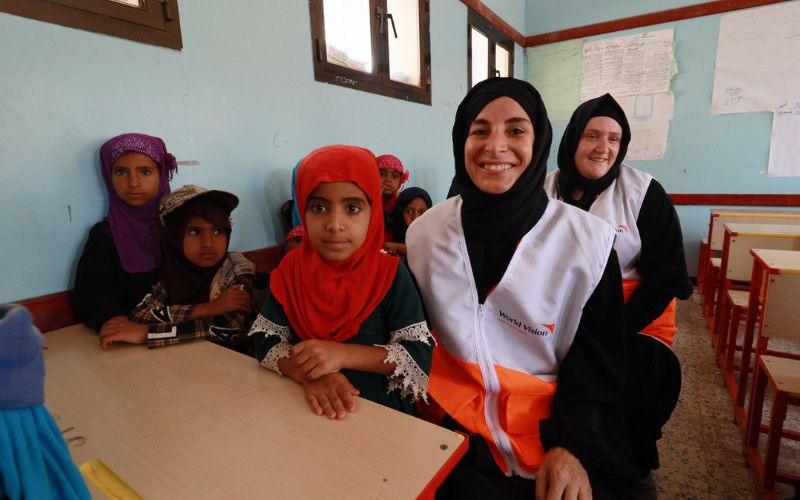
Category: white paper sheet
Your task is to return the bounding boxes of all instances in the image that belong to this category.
[711,2,800,115]
[581,29,674,101]
[768,99,800,177]
[616,93,674,161]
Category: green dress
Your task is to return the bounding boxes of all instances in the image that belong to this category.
[249,264,435,415]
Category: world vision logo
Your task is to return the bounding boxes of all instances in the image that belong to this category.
[616,224,629,234]
[498,310,555,337]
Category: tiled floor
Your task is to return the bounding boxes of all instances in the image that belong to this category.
[652,291,799,499]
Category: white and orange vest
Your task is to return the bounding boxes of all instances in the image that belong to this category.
[544,164,677,345]
[406,197,615,478]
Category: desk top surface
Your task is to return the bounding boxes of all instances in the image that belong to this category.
[750,249,800,273]
[711,208,800,217]
[723,222,800,236]
[44,324,465,499]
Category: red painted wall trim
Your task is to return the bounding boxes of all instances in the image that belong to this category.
[16,245,285,333]
[525,0,790,46]
[460,0,526,46]
[668,194,800,206]
[17,290,78,334]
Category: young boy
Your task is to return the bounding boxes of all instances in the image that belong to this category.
[98,185,255,353]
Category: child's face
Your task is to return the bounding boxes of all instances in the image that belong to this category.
[379,168,402,196]
[182,216,228,268]
[305,182,371,261]
[402,197,429,226]
[111,152,161,207]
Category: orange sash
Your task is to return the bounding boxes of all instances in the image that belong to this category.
[622,280,677,345]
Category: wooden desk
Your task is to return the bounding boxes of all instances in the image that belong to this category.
[735,249,800,428]
[706,223,800,330]
[707,209,800,252]
[44,324,466,499]
[721,223,800,282]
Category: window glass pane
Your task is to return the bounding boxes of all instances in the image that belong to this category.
[323,0,373,73]
[471,28,489,87]
[495,44,510,77]
[109,0,143,6]
[387,0,421,87]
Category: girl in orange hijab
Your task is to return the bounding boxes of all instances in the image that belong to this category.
[248,145,434,419]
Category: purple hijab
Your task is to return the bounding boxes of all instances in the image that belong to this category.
[99,133,178,273]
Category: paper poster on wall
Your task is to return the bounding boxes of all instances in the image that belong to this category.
[616,92,674,160]
[768,99,800,177]
[527,40,583,121]
[711,2,800,115]
[580,29,674,102]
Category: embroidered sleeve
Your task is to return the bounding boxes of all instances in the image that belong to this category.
[248,314,292,374]
[377,321,436,402]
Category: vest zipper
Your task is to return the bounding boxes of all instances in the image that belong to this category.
[475,304,522,476]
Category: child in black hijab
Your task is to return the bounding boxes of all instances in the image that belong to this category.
[98,185,256,353]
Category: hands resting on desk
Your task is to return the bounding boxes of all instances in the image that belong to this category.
[277,339,396,420]
[99,315,148,347]
[98,286,251,348]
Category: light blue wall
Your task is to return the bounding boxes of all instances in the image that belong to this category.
[482,0,529,79]
[526,0,702,35]
[1,0,530,303]
[528,5,800,275]
[484,0,526,33]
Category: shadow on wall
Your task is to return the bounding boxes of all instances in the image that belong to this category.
[261,166,293,244]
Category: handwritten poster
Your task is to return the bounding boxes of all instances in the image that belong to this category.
[711,2,800,115]
[580,29,674,101]
[768,99,800,177]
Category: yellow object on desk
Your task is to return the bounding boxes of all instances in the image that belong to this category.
[79,460,143,500]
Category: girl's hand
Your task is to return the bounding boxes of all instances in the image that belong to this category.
[200,285,251,317]
[292,340,352,380]
[302,373,359,419]
[99,317,148,348]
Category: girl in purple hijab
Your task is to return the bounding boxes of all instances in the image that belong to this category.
[73,133,178,334]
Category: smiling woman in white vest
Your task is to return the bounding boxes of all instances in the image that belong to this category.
[544,93,693,486]
[407,78,637,499]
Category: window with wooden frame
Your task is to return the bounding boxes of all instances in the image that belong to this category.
[0,0,182,50]
[309,0,431,105]
[468,9,513,88]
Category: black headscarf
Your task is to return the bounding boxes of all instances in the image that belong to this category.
[556,93,631,210]
[392,187,432,243]
[160,198,232,305]
[453,78,553,301]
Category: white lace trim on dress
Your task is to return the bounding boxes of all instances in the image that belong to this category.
[380,344,430,403]
[388,321,436,346]
[248,314,292,374]
[260,341,292,374]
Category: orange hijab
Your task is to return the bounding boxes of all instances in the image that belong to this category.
[269,145,400,342]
